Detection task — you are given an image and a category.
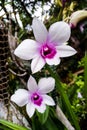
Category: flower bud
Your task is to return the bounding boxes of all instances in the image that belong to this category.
[70,10,87,28]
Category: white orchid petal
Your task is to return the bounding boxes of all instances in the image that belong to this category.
[31,56,45,74]
[11,89,29,107]
[14,39,38,60]
[26,102,35,118]
[56,45,77,57]
[27,75,38,92]
[43,95,55,106]
[32,18,48,43]
[49,21,71,45]
[38,77,55,93]
[35,104,46,113]
[46,54,60,65]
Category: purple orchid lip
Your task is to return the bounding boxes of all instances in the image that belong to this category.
[40,44,56,59]
[31,92,43,106]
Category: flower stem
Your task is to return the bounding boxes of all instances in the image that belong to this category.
[45,64,80,130]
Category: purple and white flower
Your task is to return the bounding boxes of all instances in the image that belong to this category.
[11,76,55,118]
[14,18,76,73]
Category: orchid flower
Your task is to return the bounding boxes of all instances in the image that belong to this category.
[14,18,76,73]
[11,76,55,118]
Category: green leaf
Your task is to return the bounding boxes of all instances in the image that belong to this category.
[0,124,12,130]
[0,119,31,130]
[83,49,87,101]
[32,116,45,130]
[45,117,62,130]
[46,64,81,130]
[37,106,49,124]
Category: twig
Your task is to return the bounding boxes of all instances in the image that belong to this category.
[68,69,84,86]
[9,68,27,77]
